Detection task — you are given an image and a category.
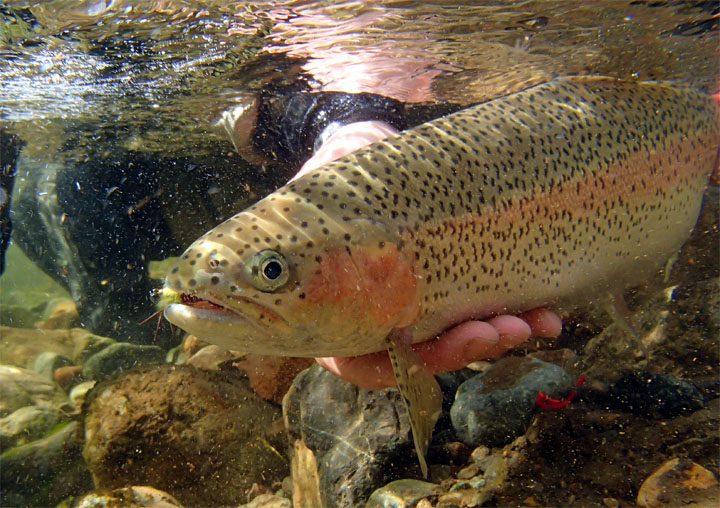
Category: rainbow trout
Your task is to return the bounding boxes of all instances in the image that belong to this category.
[163,77,719,476]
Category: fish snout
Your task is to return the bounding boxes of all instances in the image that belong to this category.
[165,240,242,295]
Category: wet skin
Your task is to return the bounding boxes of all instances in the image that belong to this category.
[304,120,563,389]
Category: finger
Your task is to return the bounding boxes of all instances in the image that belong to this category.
[316,321,502,389]
[413,321,500,372]
[483,315,533,356]
[316,310,562,390]
[518,307,563,337]
[316,352,395,390]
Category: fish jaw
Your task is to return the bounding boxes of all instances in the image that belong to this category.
[163,303,256,352]
[162,294,296,355]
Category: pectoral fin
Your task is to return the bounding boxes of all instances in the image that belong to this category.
[386,334,442,478]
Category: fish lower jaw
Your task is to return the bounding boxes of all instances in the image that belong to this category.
[163,301,297,353]
[162,302,260,351]
[164,302,244,331]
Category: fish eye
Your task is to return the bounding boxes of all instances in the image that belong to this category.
[245,249,290,291]
[261,258,283,281]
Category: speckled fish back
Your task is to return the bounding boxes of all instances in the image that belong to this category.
[278,76,718,337]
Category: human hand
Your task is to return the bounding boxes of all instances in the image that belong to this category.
[316,308,562,389]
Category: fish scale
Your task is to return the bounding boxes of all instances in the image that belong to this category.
[163,76,718,475]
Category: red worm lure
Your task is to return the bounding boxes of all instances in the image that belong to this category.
[536,373,586,410]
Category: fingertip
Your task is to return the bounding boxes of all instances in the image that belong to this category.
[487,315,532,344]
[520,308,563,337]
[315,356,340,377]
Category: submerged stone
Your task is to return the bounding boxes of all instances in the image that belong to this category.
[0,404,69,449]
[72,334,116,364]
[75,486,184,508]
[0,365,69,416]
[33,351,73,380]
[283,363,419,508]
[0,421,92,507]
[83,364,287,507]
[637,457,718,507]
[239,493,293,508]
[366,479,437,508]
[450,356,575,447]
[81,342,165,379]
[608,371,705,418]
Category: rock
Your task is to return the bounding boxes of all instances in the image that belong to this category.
[72,333,116,364]
[239,493,293,508]
[0,421,93,507]
[435,368,477,408]
[35,298,79,329]
[0,304,36,327]
[0,365,69,417]
[0,404,69,449]
[33,351,74,380]
[181,334,207,357]
[81,342,166,380]
[0,326,118,369]
[637,457,718,507]
[233,354,314,403]
[75,486,184,508]
[608,371,705,418]
[185,344,236,370]
[0,326,76,368]
[450,356,575,447]
[366,479,437,508]
[69,380,97,406]
[436,437,526,507]
[83,364,288,507]
[54,364,84,391]
[283,364,419,508]
[165,344,187,364]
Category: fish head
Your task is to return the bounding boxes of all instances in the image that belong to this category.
[162,192,422,357]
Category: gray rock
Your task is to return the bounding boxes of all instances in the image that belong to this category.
[366,479,437,508]
[239,493,293,508]
[0,365,69,417]
[81,342,166,379]
[83,364,287,507]
[450,356,575,447]
[0,421,93,507]
[33,351,73,380]
[284,364,419,508]
[0,404,69,449]
[72,334,116,364]
[165,344,187,365]
[69,380,97,406]
[75,486,184,508]
[185,344,235,370]
[609,371,705,418]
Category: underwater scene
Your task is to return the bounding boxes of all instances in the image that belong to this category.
[0,1,718,507]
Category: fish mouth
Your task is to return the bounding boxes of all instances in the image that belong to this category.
[163,292,292,351]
